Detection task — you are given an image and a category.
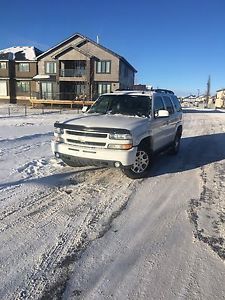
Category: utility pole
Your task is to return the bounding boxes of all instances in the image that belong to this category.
[205,75,211,108]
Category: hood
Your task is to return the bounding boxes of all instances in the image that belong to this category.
[61,113,149,132]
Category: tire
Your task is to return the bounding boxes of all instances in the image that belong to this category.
[169,133,181,155]
[123,147,151,179]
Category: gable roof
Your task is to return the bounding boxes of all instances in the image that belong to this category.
[0,46,43,61]
[37,32,137,72]
[52,44,93,59]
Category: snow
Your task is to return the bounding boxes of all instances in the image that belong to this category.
[0,46,37,60]
[0,106,225,299]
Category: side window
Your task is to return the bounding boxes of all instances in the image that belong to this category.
[163,96,174,115]
[154,96,165,117]
[172,96,182,112]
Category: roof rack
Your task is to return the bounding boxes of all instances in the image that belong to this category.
[115,88,133,91]
[151,88,174,95]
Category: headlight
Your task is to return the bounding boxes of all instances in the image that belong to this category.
[54,127,64,134]
[109,133,132,140]
[107,143,133,150]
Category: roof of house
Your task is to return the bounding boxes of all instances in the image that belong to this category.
[37,33,137,72]
[0,46,43,61]
[216,88,225,92]
[183,94,196,99]
[52,44,93,59]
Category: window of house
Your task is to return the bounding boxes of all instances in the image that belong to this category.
[18,63,29,72]
[163,96,175,115]
[45,62,57,74]
[154,96,165,116]
[98,83,111,95]
[0,80,7,96]
[96,61,111,74]
[16,81,30,93]
[0,62,7,69]
[74,84,86,95]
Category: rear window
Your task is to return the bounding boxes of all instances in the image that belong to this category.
[163,96,174,115]
[172,96,182,112]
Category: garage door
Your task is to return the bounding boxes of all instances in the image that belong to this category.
[0,80,7,96]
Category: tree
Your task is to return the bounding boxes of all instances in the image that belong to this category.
[205,75,211,108]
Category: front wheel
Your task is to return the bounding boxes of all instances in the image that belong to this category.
[123,147,151,179]
[169,133,181,155]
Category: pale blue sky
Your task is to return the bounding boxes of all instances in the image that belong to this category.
[1,0,225,96]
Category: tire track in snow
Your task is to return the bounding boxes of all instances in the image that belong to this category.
[0,167,137,300]
[0,132,53,144]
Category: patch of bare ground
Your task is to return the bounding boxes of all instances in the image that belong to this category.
[188,163,225,260]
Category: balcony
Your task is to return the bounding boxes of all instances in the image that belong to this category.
[60,69,86,77]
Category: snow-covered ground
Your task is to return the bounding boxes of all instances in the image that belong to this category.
[0,107,225,299]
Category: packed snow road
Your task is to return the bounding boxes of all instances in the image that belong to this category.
[0,108,225,300]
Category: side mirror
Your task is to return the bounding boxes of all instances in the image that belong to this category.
[155,110,169,118]
[82,106,88,113]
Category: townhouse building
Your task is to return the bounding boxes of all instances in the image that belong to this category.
[0,47,42,103]
[35,33,137,101]
[0,33,136,104]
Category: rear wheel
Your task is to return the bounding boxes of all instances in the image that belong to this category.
[123,147,151,179]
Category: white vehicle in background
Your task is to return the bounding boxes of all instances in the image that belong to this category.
[52,89,183,179]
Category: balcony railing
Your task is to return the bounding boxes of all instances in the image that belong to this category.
[60,69,86,77]
[31,92,90,100]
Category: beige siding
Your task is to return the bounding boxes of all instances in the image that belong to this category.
[58,50,87,61]
[82,41,119,81]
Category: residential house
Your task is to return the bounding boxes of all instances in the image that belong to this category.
[35,33,137,101]
[215,88,225,108]
[0,47,42,104]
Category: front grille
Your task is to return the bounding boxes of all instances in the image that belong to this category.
[66,130,107,138]
[67,139,106,147]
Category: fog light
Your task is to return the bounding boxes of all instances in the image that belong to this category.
[114,162,121,168]
[54,136,64,143]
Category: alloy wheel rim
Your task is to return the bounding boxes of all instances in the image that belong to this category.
[131,150,149,174]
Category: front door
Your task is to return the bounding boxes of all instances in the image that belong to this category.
[162,96,176,143]
[151,95,170,151]
[41,82,53,99]
[0,80,7,96]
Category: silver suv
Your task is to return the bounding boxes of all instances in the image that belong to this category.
[52,89,182,179]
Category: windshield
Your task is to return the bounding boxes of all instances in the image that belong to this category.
[88,94,152,117]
